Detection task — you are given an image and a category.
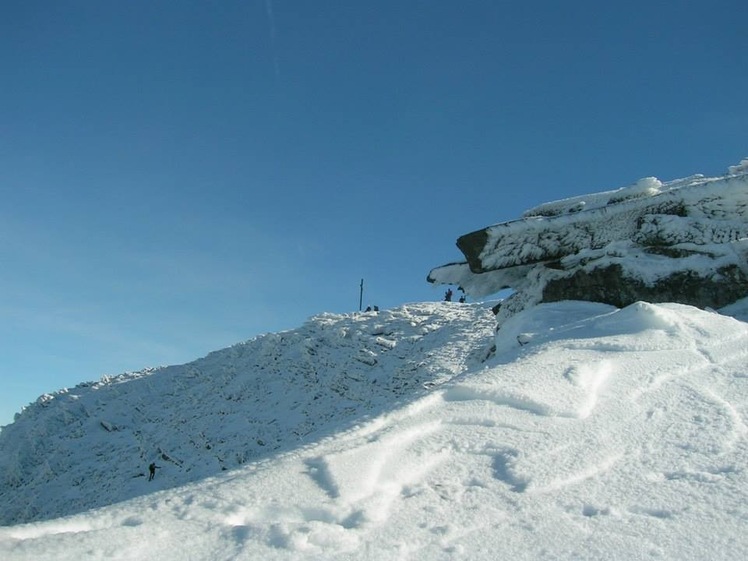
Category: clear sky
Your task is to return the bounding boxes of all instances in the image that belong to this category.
[1,0,746,427]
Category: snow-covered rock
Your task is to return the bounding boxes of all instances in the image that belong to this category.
[429,160,748,321]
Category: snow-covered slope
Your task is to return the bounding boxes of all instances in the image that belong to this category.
[1,299,748,560]
[0,303,497,525]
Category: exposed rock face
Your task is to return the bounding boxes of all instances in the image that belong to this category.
[428,161,748,321]
[541,263,748,310]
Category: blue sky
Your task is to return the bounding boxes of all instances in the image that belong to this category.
[1,0,746,427]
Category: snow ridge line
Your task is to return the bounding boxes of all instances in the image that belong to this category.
[0,302,497,525]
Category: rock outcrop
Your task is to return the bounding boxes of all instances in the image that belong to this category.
[428,160,748,321]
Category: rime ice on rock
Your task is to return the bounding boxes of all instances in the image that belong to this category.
[429,160,748,322]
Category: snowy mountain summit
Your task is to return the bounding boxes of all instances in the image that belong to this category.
[429,159,748,322]
[2,160,748,559]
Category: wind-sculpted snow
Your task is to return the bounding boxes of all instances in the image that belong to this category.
[0,303,497,525]
[1,299,748,560]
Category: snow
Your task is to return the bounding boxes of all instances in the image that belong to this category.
[2,298,748,560]
[0,304,496,524]
[429,162,748,304]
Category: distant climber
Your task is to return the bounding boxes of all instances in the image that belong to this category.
[148,462,160,481]
[444,289,453,302]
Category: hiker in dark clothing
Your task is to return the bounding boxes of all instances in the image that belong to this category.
[148,462,160,481]
[444,288,453,302]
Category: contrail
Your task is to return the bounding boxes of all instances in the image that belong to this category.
[264,0,280,77]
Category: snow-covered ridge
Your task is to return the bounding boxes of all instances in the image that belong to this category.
[0,303,497,526]
[1,299,747,560]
